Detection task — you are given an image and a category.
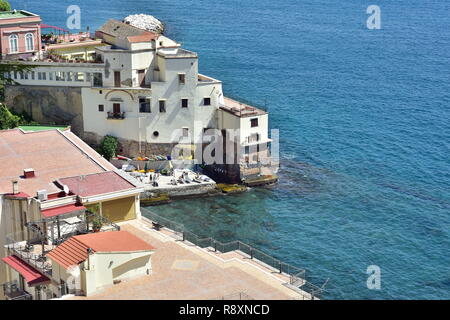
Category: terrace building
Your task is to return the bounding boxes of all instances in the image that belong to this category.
[2,11,277,183]
[0,128,144,299]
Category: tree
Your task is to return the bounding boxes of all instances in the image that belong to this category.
[0,61,34,101]
[0,1,11,12]
[0,104,20,129]
[100,135,118,160]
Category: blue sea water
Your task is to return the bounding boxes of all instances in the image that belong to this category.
[10,0,450,299]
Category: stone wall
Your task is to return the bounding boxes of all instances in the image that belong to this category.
[83,131,178,158]
[4,85,84,135]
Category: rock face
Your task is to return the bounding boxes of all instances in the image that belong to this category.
[5,85,84,134]
[123,14,164,34]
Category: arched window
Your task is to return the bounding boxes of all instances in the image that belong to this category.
[9,34,18,53]
[25,33,34,51]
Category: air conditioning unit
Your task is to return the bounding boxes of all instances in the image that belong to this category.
[37,190,48,202]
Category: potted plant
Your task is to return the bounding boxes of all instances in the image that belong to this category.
[92,215,103,232]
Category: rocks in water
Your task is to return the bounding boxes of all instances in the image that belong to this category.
[124,14,164,34]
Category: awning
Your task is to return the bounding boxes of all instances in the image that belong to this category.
[41,23,69,32]
[41,203,86,218]
[2,256,50,286]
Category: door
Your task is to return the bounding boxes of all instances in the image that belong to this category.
[114,71,121,87]
[138,69,145,87]
[113,103,121,114]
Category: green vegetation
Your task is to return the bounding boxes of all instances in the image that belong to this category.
[0,104,40,130]
[100,135,118,160]
[0,103,20,129]
[0,1,11,12]
[0,61,35,101]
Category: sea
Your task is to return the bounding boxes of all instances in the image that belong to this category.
[10,0,450,299]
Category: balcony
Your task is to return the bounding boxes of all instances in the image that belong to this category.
[107,112,126,120]
[2,281,33,300]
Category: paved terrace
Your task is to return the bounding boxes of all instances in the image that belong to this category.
[69,218,311,300]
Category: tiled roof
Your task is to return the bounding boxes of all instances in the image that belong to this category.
[2,255,50,286]
[41,203,86,218]
[47,231,156,269]
[0,129,117,196]
[97,19,159,41]
[58,171,136,197]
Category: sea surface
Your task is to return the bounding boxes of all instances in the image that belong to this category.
[11,0,450,299]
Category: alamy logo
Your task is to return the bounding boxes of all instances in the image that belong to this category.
[366,265,381,290]
[366,5,381,30]
[67,5,81,30]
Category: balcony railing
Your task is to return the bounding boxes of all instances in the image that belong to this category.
[5,232,54,277]
[2,281,33,300]
[107,112,126,120]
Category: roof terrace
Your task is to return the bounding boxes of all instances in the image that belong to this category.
[220,97,267,118]
[68,217,318,300]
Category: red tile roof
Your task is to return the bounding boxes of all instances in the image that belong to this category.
[41,203,86,218]
[4,192,31,200]
[47,231,156,269]
[0,129,117,196]
[58,171,136,197]
[2,255,50,286]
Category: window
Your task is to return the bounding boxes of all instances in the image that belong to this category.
[9,34,18,53]
[30,72,35,80]
[181,99,188,108]
[159,100,166,113]
[75,72,84,82]
[25,33,34,51]
[98,104,104,112]
[153,131,159,137]
[37,72,46,80]
[204,97,211,106]
[93,73,103,87]
[66,72,73,81]
[56,71,65,81]
[182,128,189,137]
[49,72,54,81]
[178,73,185,84]
[251,118,259,128]
[139,97,151,113]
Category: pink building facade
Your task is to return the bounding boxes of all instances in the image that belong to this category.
[0,10,41,60]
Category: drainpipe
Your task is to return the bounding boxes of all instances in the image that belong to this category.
[85,248,93,270]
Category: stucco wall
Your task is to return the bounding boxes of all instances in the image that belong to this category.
[5,85,84,135]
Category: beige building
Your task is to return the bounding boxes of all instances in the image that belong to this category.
[0,128,144,299]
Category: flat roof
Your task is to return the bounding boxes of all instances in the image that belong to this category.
[0,10,37,20]
[220,97,267,118]
[0,129,117,196]
[58,171,136,197]
[68,220,308,300]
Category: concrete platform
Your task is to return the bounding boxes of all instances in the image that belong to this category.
[68,218,311,300]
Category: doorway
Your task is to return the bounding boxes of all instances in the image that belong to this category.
[114,71,121,87]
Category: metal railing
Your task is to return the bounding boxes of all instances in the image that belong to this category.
[107,111,126,120]
[213,292,254,300]
[2,281,33,300]
[143,209,328,299]
[4,232,54,277]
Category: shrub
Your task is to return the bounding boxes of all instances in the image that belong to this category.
[100,135,118,160]
[0,1,11,12]
[0,104,20,129]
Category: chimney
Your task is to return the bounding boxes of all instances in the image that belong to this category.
[24,168,35,179]
[12,180,19,194]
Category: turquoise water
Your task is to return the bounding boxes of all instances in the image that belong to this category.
[11,0,450,299]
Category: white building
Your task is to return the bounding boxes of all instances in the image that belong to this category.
[4,17,276,183]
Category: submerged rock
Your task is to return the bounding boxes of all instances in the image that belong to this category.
[124,14,164,34]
